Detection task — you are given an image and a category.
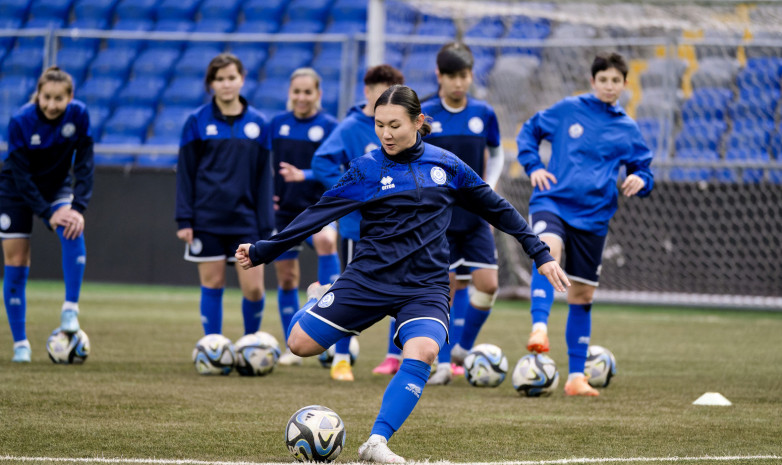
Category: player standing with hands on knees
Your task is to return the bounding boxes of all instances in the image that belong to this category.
[176,53,273,338]
[1,66,94,363]
[517,52,654,396]
[237,85,569,463]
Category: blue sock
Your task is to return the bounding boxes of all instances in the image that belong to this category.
[530,266,555,326]
[335,334,351,355]
[200,286,223,335]
[386,318,402,356]
[286,297,317,341]
[565,303,592,374]
[4,265,29,343]
[459,303,490,350]
[57,226,86,303]
[317,253,341,284]
[450,288,469,344]
[437,315,452,364]
[242,296,264,335]
[277,288,299,338]
[371,358,431,440]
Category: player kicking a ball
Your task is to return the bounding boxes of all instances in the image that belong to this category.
[516,52,654,396]
[237,85,569,463]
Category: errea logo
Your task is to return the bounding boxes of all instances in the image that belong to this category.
[381,176,395,190]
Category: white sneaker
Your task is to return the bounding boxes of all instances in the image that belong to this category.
[426,364,452,385]
[278,348,303,366]
[450,343,468,366]
[60,309,80,333]
[358,435,405,463]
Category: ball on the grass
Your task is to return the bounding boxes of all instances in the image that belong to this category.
[511,353,559,397]
[47,328,90,364]
[463,343,508,387]
[585,345,616,387]
[285,405,345,462]
[234,331,280,376]
[192,334,235,375]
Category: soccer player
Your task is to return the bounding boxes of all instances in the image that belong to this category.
[310,64,404,381]
[267,68,340,366]
[0,66,94,363]
[236,84,569,463]
[175,53,273,339]
[420,42,505,385]
[517,52,654,396]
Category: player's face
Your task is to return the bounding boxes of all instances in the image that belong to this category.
[210,64,244,104]
[591,67,626,105]
[437,69,472,106]
[289,75,321,119]
[374,103,424,156]
[37,81,73,121]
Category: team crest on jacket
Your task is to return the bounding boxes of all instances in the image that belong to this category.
[279,124,290,136]
[61,123,76,138]
[468,116,484,134]
[568,123,584,138]
[0,214,10,230]
[431,167,446,185]
[206,124,218,136]
[431,121,443,133]
[318,292,335,308]
[308,125,324,142]
[244,122,261,139]
[364,143,379,153]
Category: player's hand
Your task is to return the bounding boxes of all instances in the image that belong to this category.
[537,261,570,293]
[176,228,193,244]
[530,169,557,191]
[279,162,305,182]
[621,174,645,197]
[235,243,254,270]
[49,205,84,240]
[273,195,280,211]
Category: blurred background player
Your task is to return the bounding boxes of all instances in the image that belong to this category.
[516,52,654,396]
[268,68,340,366]
[0,66,94,363]
[236,84,569,463]
[420,42,505,385]
[311,64,404,381]
[175,53,273,339]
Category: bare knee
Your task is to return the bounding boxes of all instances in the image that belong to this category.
[287,326,326,357]
[567,282,595,304]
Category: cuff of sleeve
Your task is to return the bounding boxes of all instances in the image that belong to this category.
[302,169,314,181]
[532,251,555,269]
[248,244,262,266]
[71,204,86,214]
[177,221,192,229]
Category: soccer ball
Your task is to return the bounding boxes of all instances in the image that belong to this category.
[512,353,560,397]
[585,345,617,387]
[234,331,281,376]
[192,334,235,375]
[285,405,345,462]
[47,328,90,364]
[463,343,508,387]
[317,336,359,368]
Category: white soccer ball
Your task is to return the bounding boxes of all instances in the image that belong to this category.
[285,405,345,462]
[463,343,508,387]
[317,336,359,368]
[585,345,617,387]
[512,353,560,397]
[234,331,281,376]
[47,328,90,364]
[192,334,235,375]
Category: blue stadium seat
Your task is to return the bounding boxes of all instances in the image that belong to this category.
[770,127,782,160]
[725,148,769,183]
[89,47,137,80]
[386,19,415,35]
[29,0,74,21]
[198,0,241,21]
[681,88,733,123]
[116,76,167,107]
[637,117,672,159]
[402,50,438,84]
[311,49,343,81]
[1,47,44,77]
[286,0,332,22]
[726,119,773,151]
[416,16,456,37]
[114,0,158,20]
[138,134,179,168]
[321,87,339,116]
[230,45,268,80]
[55,46,96,84]
[160,76,206,107]
[675,120,726,152]
[263,50,313,79]
[669,149,720,182]
[192,18,235,34]
[157,0,200,20]
[174,45,223,77]
[324,19,365,35]
[0,75,36,109]
[72,0,118,21]
[78,76,123,107]
[102,106,155,139]
[152,105,190,138]
[242,0,289,23]
[690,57,740,90]
[18,17,66,49]
[406,79,438,101]
[107,18,154,51]
[252,78,289,113]
[736,64,782,94]
[85,104,110,138]
[94,133,138,166]
[473,54,495,87]
[241,80,257,102]
[330,0,366,23]
[131,48,181,79]
[147,19,194,50]
[385,0,418,26]
[279,19,325,35]
[59,20,104,51]
[0,18,22,49]
[0,0,30,20]
[235,19,280,34]
[465,17,504,39]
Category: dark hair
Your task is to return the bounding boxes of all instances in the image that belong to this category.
[591,52,628,80]
[436,42,474,74]
[363,64,405,87]
[204,53,245,92]
[374,85,432,137]
[31,66,73,103]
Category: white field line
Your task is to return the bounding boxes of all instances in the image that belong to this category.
[0,455,780,465]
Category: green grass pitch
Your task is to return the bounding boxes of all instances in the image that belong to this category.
[0,281,780,464]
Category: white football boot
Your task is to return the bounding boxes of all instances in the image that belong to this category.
[450,343,468,366]
[426,363,452,385]
[60,306,80,333]
[278,348,303,366]
[358,435,405,463]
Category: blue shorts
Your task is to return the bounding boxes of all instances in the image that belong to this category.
[447,222,498,271]
[185,230,268,263]
[298,278,449,350]
[0,196,72,238]
[274,221,337,262]
[451,264,473,281]
[530,211,607,286]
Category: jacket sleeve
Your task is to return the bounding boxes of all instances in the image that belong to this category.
[311,128,349,190]
[70,109,94,214]
[175,115,200,230]
[516,103,562,176]
[624,125,655,198]
[255,134,275,236]
[6,118,53,219]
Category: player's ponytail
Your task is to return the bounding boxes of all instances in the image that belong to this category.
[374,85,433,137]
[31,66,73,103]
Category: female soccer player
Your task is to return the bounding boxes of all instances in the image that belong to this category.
[236,85,569,463]
[266,68,340,366]
[517,52,654,396]
[0,66,94,362]
[175,53,273,338]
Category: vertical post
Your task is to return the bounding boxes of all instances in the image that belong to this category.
[367,0,385,67]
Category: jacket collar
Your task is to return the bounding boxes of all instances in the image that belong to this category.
[211,96,248,122]
[382,133,424,164]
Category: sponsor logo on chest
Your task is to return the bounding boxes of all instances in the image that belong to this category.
[381,176,395,190]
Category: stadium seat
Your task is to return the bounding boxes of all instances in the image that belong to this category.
[0,0,30,20]
[675,120,726,152]
[235,19,280,34]
[147,19,194,50]
[102,106,155,140]
[59,20,104,50]
[0,18,22,49]
[727,119,774,151]
[156,0,200,20]
[72,0,118,21]
[29,0,74,21]
[116,76,167,107]
[690,57,740,90]
[770,128,782,160]
[152,105,191,139]
[89,47,137,80]
[640,58,688,90]
[407,79,438,100]
[78,76,123,107]
[263,49,313,80]
[17,17,66,49]
[465,17,504,39]
[402,51,438,86]
[323,19,365,35]
[696,29,741,60]
[252,77,289,113]
[114,0,158,20]
[174,45,224,77]
[286,0,332,23]
[198,0,241,21]
[669,148,719,182]
[386,18,415,35]
[86,104,110,138]
[278,19,325,35]
[55,46,96,84]
[321,87,339,116]
[192,18,235,34]
[1,47,44,77]
[330,0,366,23]
[242,0,289,23]
[137,134,179,168]
[94,133,139,166]
[729,96,777,122]
[637,117,672,159]
[229,45,269,80]
[724,148,769,183]
[107,18,154,51]
[160,76,206,108]
[416,16,456,37]
[0,75,36,109]
[681,87,733,123]
[311,48,343,81]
